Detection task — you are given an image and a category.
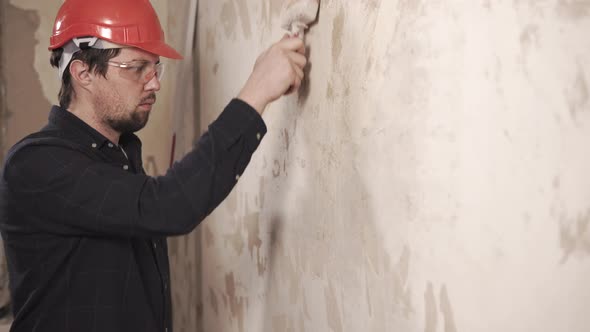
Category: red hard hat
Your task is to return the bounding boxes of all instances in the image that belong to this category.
[49,0,183,59]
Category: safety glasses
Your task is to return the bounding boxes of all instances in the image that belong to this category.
[107,60,165,83]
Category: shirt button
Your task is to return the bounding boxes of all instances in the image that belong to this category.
[108,143,114,148]
[91,143,97,148]
[123,165,129,171]
[153,242,157,249]
[256,133,261,141]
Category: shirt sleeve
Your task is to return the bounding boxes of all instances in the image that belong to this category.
[2,99,267,238]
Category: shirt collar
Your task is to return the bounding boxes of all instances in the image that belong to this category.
[48,105,141,149]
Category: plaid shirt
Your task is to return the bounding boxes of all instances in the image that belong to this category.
[0,99,266,332]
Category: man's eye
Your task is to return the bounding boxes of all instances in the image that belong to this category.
[134,64,147,73]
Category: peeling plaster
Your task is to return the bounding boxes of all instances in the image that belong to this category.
[7,1,59,105]
[3,3,52,151]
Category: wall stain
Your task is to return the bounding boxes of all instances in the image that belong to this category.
[3,4,52,156]
[285,255,300,305]
[440,285,458,332]
[224,225,245,256]
[225,272,246,332]
[553,176,560,189]
[520,24,539,50]
[366,272,373,317]
[523,212,532,227]
[283,158,288,177]
[303,292,311,319]
[326,82,335,100]
[272,159,281,178]
[363,0,382,11]
[204,225,215,248]
[556,0,590,20]
[234,0,252,39]
[221,1,238,39]
[325,280,343,332]
[331,7,345,65]
[366,56,374,74]
[283,128,290,150]
[245,213,266,275]
[209,287,219,316]
[559,209,590,263]
[424,282,437,332]
[257,177,266,209]
[567,69,589,119]
[226,191,239,216]
[206,29,216,51]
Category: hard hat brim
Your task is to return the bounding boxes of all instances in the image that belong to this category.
[131,41,184,60]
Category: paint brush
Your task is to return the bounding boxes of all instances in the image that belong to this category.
[280,0,320,39]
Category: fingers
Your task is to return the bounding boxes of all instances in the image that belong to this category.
[285,75,302,95]
[287,51,307,70]
[285,59,304,95]
[279,36,305,52]
[292,61,304,82]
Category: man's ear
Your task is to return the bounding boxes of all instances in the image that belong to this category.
[69,60,92,86]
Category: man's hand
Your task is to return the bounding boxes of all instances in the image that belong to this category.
[238,36,307,114]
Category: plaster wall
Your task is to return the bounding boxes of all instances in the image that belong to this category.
[197,1,590,331]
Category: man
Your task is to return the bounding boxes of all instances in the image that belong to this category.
[0,0,307,331]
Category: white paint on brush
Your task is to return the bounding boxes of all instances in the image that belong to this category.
[280,0,319,38]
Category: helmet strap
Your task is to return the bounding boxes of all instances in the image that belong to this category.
[58,37,128,80]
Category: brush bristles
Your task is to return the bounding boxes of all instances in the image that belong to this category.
[280,0,320,30]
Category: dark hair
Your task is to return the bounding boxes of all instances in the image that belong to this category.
[50,47,121,109]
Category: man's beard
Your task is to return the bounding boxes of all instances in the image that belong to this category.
[96,92,155,134]
[107,110,150,134]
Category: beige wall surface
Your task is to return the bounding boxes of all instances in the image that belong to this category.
[197,0,590,331]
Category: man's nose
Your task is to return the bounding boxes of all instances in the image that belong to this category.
[144,75,161,92]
